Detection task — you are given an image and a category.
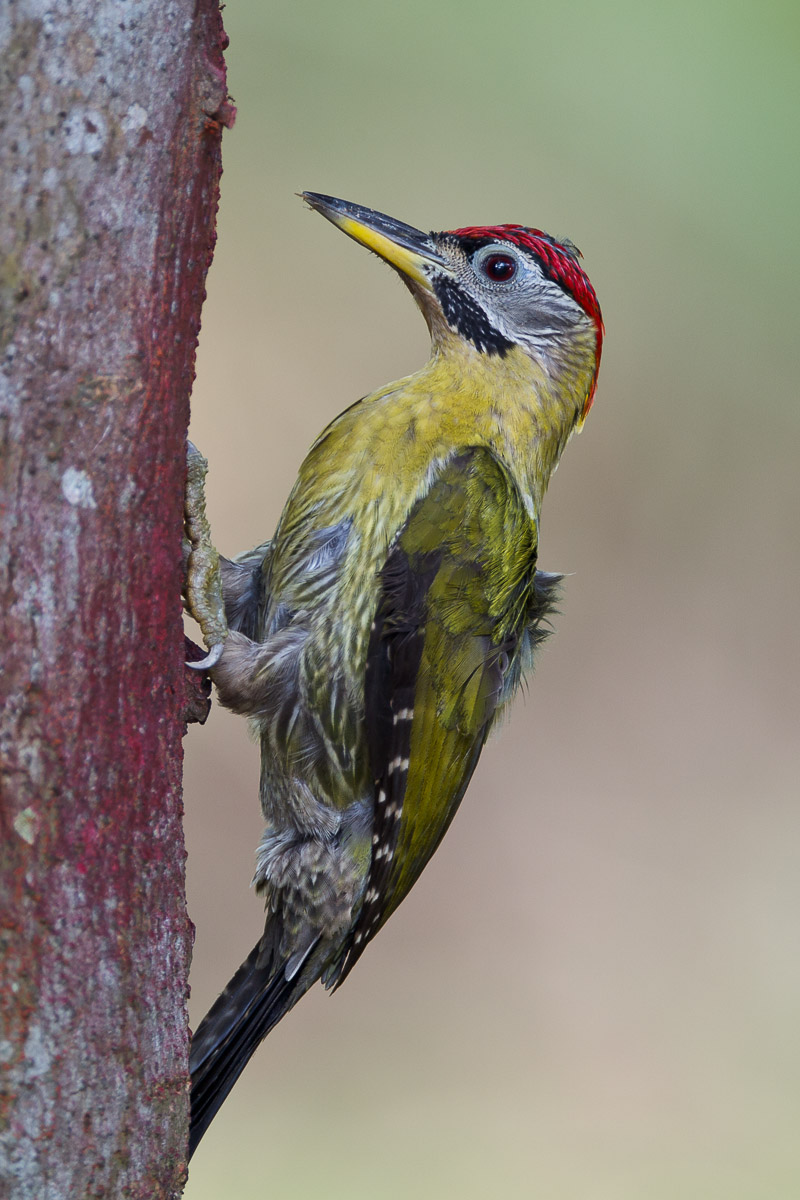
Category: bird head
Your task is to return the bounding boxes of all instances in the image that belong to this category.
[302,192,603,417]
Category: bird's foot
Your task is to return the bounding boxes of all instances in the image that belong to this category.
[184,441,228,670]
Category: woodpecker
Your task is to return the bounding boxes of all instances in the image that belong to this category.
[188,192,603,1156]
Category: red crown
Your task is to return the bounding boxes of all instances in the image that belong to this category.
[449,224,604,413]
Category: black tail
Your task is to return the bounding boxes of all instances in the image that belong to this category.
[189,936,316,1158]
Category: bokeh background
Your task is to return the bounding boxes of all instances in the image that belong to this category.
[184,3,799,1196]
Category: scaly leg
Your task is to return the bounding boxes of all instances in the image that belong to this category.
[184,441,228,670]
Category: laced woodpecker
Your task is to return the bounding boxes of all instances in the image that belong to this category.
[187,192,603,1156]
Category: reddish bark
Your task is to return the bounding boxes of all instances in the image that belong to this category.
[0,3,231,1195]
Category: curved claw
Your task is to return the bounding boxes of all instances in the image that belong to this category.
[187,641,225,672]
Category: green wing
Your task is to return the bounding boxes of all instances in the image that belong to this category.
[336,447,542,984]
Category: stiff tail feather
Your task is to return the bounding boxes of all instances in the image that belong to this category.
[189,935,317,1158]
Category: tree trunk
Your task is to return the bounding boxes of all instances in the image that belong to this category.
[0,3,231,1195]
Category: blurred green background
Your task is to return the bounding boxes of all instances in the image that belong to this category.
[184,2,799,1195]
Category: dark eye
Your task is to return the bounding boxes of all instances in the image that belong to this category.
[482,253,517,282]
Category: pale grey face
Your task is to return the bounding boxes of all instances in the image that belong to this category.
[430,237,593,356]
